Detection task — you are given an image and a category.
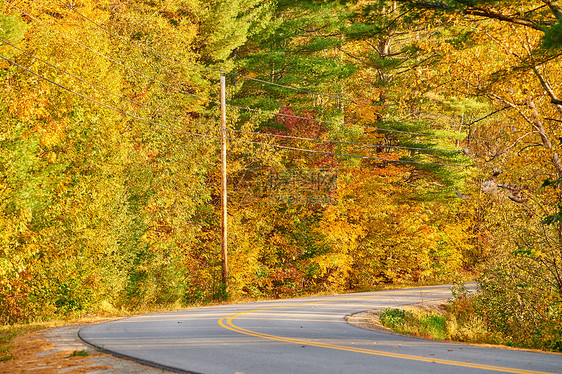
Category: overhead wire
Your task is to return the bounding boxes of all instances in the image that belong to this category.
[3,0,212,104]
[52,0,220,79]
[0,53,220,141]
[50,0,484,124]
[227,103,489,142]
[52,0,512,135]
[0,36,475,157]
[16,0,497,145]
[231,73,481,123]
[53,0,373,107]
[0,34,481,158]
[2,1,490,166]
[0,37,204,125]
[0,52,478,169]
[228,73,382,109]
[228,129,469,154]
[228,75,505,129]
[229,135,475,168]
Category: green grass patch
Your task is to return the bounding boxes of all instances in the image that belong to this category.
[69,349,89,357]
[379,308,448,340]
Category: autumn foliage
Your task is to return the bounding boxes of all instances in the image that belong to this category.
[1,0,561,352]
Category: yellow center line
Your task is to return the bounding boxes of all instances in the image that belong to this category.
[217,289,555,374]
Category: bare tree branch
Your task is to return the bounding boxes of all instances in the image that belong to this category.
[541,0,562,20]
[527,97,562,178]
[396,0,555,31]
[489,93,562,177]
[532,66,562,117]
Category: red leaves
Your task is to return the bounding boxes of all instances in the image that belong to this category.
[274,106,327,139]
[266,105,337,167]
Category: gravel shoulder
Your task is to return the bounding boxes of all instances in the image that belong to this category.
[0,321,171,374]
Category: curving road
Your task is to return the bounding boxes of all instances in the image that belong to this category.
[79,285,562,374]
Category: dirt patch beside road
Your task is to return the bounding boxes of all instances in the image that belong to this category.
[0,322,170,374]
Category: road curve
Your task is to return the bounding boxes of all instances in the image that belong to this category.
[79,285,562,374]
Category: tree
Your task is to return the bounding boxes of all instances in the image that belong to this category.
[385,0,562,349]
[0,0,277,321]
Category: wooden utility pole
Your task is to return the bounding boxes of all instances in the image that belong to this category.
[220,72,228,289]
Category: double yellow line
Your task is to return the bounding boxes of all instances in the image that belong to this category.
[218,290,555,374]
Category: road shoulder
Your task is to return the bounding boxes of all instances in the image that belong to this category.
[0,323,170,373]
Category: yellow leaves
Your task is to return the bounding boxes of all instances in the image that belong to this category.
[351,102,383,123]
[320,205,364,245]
[0,0,222,319]
[8,88,50,120]
[23,0,112,27]
[37,118,67,148]
[325,163,474,285]
[311,251,352,291]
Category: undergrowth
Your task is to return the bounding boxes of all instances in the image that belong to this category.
[380,308,448,340]
[378,283,562,352]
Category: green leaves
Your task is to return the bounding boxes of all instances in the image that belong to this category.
[0,14,27,61]
[543,18,562,49]
[0,14,27,44]
[197,0,274,62]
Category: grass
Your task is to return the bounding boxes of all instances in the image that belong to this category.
[0,322,53,361]
[379,308,448,340]
[69,349,89,357]
[377,306,548,351]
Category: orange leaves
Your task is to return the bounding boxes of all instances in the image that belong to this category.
[322,163,473,287]
[352,102,383,123]
[8,88,50,121]
[37,118,67,149]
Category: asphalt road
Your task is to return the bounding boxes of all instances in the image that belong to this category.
[79,285,562,374]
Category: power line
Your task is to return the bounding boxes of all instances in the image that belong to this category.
[3,33,462,156]
[53,0,372,107]
[52,0,219,78]
[227,104,488,142]
[228,72,470,122]
[2,52,477,169]
[4,36,452,157]
[0,13,489,165]
[0,8,482,154]
[46,0,508,131]
[229,134,476,168]
[227,76,503,130]
[3,36,478,160]
[50,0,479,124]
[231,72,478,123]
[0,53,220,141]
[21,0,499,134]
[228,73,383,109]
[409,110,464,119]
[227,75,487,124]
[230,72,487,122]
[4,1,212,104]
[0,37,205,126]
[228,129,468,154]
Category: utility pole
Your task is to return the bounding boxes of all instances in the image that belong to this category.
[220,72,228,290]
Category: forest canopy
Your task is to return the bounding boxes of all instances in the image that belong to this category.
[1,0,561,351]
